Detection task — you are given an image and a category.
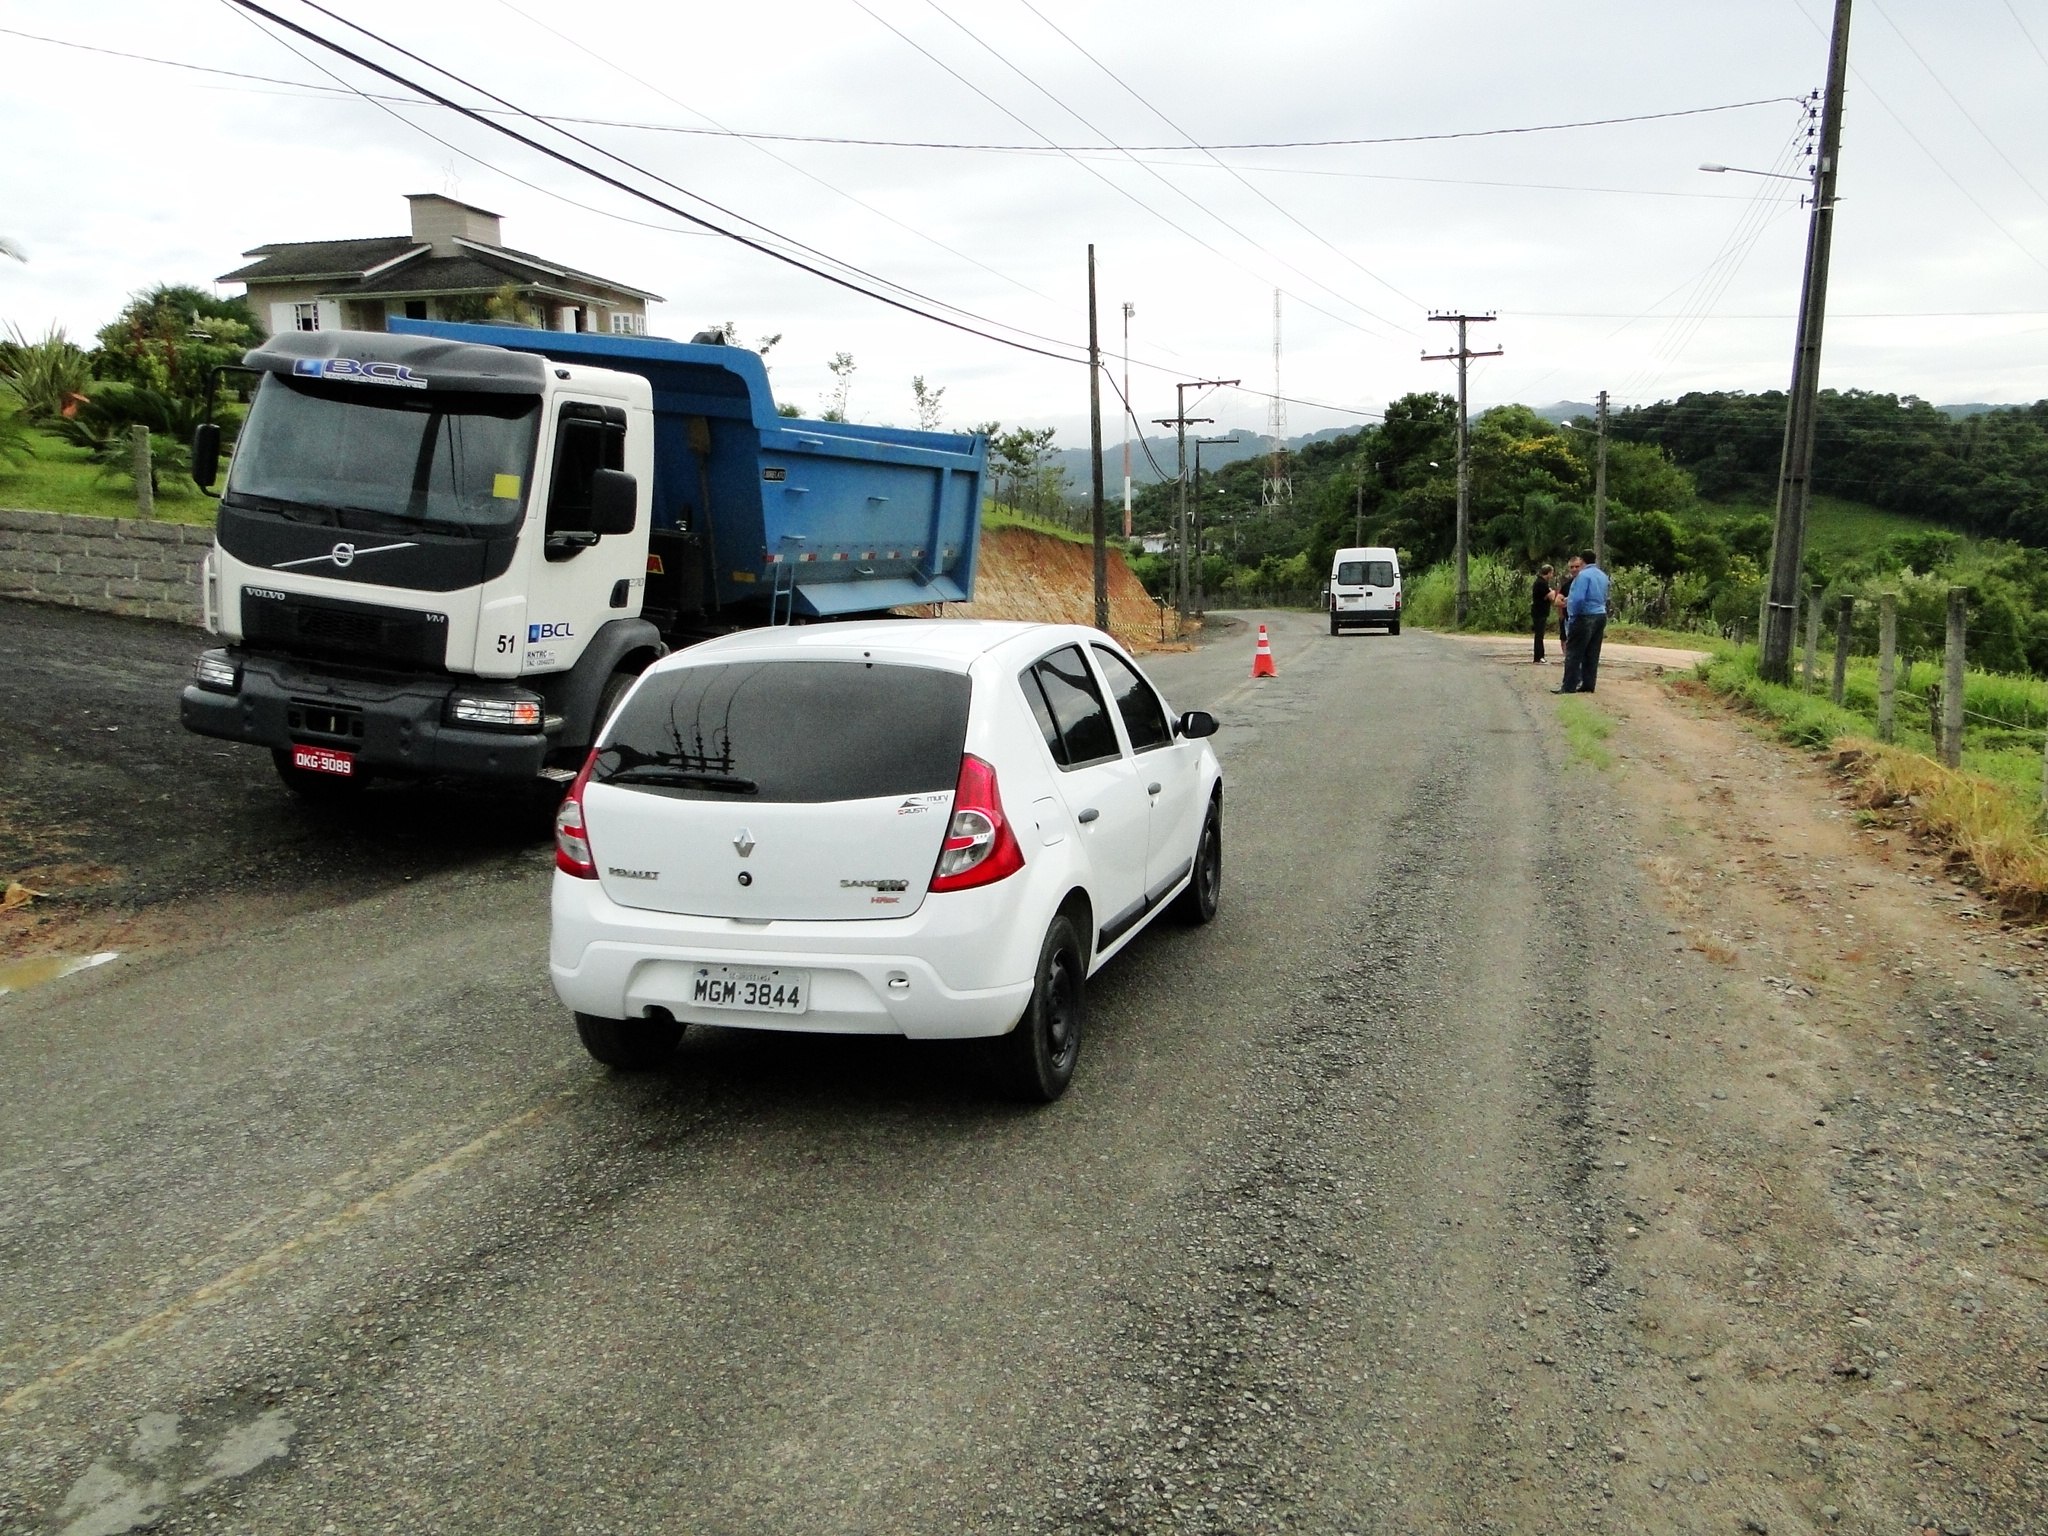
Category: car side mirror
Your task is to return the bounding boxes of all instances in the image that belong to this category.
[589,468,637,536]
[1177,709,1218,739]
[191,423,221,491]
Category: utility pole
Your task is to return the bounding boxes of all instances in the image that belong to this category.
[1423,312,1502,625]
[1761,0,1852,684]
[1155,377,1238,626]
[1120,301,1135,539]
[1088,245,1108,631]
[1193,435,1238,618]
[1592,388,1610,569]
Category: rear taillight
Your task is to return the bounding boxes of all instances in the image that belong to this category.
[929,753,1026,892]
[555,750,600,879]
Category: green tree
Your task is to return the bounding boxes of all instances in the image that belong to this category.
[821,352,856,422]
[91,283,257,417]
[911,375,947,432]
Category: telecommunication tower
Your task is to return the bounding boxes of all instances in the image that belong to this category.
[1262,290,1291,507]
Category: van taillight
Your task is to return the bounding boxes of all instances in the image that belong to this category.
[555,750,600,879]
[929,753,1026,892]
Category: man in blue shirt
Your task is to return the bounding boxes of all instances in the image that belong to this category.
[1553,549,1610,694]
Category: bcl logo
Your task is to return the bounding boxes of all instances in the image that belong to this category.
[291,357,428,389]
[529,622,574,641]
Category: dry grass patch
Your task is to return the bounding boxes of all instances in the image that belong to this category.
[1843,744,2048,916]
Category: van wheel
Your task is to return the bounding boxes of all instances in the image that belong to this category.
[1328,613,1340,636]
[1172,804,1222,926]
[575,1011,683,1071]
[1389,620,1401,636]
[995,914,1085,1103]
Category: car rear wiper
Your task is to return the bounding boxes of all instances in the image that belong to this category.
[603,765,759,794]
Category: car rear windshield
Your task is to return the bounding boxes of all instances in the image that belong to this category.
[593,659,971,803]
[1336,560,1395,586]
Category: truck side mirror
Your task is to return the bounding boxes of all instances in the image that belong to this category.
[589,468,637,536]
[191,423,221,491]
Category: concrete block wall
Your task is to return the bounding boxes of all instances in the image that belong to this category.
[0,508,209,626]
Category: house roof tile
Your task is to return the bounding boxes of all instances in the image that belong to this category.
[218,236,421,284]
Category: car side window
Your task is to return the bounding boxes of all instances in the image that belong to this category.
[1028,645,1121,768]
[1092,645,1173,753]
[1020,668,1068,767]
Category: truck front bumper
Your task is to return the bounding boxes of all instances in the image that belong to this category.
[181,649,550,781]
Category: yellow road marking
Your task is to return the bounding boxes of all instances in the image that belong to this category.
[2,1085,583,1417]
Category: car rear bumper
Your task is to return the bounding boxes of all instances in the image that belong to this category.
[549,874,1037,1039]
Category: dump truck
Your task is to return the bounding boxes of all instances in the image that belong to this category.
[180,319,987,795]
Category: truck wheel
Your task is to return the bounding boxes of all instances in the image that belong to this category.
[994,914,1085,1103]
[1171,804,1222,926]
[593,667,638,743]
[575,1011,683,1071]
[271,748,367,801]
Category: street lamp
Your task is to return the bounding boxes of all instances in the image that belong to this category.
[1192,435,1239,618]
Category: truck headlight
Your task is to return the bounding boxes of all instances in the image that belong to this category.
[447,691,545,731]
[194,649,240,694]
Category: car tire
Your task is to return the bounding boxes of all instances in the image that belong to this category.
[996,914,1086,1103]
[575,1011,683,1071]
[1389,620,1401,636]
[1328,613,1340,636]
[1171,803,1222,926]
[272,747,368,801]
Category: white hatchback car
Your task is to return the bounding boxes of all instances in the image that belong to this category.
[549,620,1224,1100]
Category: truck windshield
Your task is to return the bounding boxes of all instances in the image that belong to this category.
[227,373,540,534]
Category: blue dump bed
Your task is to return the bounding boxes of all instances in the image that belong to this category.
[390,320,985,618]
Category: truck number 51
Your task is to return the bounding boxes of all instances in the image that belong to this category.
[496,634,515,654]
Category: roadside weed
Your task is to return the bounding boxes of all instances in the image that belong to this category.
[1557,695,1614,770]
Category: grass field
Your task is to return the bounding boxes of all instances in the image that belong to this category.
[1694,492,1957,562]
[0,410,214,525]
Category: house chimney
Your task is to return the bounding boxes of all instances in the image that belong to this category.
[405,193,503,255]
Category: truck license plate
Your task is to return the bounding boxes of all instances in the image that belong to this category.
[690,964,808,1014]
[292,744,355,777]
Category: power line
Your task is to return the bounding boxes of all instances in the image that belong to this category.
[485,0,1060,310]
[869,1,1402,341]
[1869,0,2048,215]
[1014,0,1421,316]
[231,0,1089,365]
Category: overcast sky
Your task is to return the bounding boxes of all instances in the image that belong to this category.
[3,1,2044,446]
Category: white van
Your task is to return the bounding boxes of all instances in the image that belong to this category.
[1327,546,1402,635]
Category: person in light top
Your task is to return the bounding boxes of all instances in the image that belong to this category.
[1554,550,1610,695]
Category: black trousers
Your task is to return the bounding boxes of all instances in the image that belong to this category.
[1532,609,1549,660]
[1561,613,1608,692]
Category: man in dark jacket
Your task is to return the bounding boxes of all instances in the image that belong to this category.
[1530,565,1555,662]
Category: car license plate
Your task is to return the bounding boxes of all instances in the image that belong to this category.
[292,744,355,777]
[690,964,808,1014]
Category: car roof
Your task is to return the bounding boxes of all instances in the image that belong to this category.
[659,619,1113,674]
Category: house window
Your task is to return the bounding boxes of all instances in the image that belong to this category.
[293,302,322,332]
[404,301,428,320]
[609,312,645,336]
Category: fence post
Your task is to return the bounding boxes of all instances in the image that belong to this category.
[1756,576,1770,656]
[1802,585,1822,693]
[130,425,154,519]
[1941,585,1966,770]
[1830,596,1853,707]
[1877,592,1897,744]
[1927,682,1943,760]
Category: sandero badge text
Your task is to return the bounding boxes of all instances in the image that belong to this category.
[292,356,429,389]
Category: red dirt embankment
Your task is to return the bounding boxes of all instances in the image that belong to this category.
[933,526,1177,652]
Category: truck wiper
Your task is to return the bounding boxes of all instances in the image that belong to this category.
[222,491,340,527]
[603,765,759,794]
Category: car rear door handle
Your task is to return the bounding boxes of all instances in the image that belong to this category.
[1147,782,1162,796]
[1077,807,1100,823]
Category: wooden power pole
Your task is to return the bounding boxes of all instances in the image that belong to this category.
[1088,245,1108,632]
[1424,312,1502,625]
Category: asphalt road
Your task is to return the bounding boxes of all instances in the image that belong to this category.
[1,608,1650,1535]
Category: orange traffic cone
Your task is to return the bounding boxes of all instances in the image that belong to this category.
[1251,622,1277,678]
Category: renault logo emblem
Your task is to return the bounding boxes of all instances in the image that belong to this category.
[733,830,756,857]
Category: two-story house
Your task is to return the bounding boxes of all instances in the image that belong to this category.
[219,193,662,337]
